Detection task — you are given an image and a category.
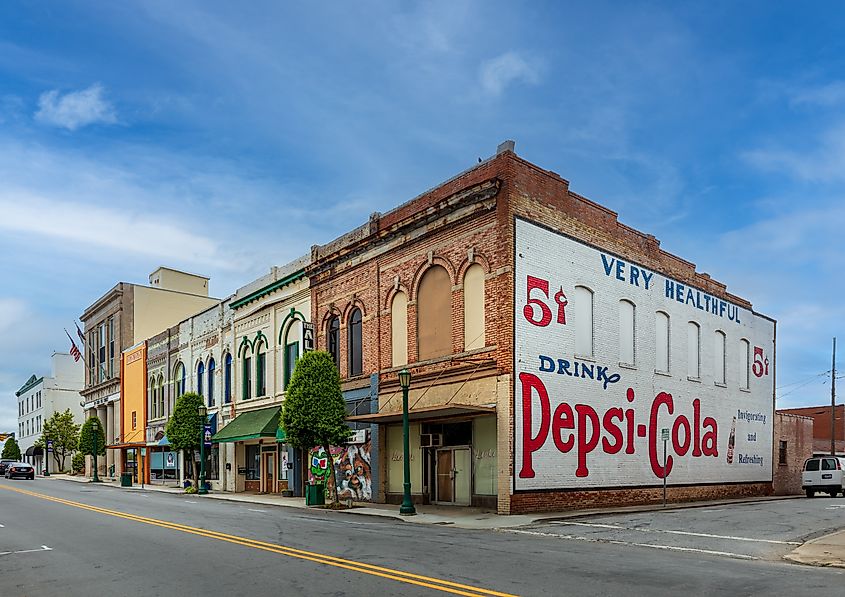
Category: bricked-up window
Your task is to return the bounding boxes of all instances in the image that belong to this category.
[347,308,363,376]
[417,265,453,361]
[327,316,341,370]
[655,311,670,373]
[573,286,594,357]
[739,338,751,389]
[619,299,635,365]
[208,358,216,407]
[779,440,787,465]
[714,331,727,385]
[463,264,485,351]
[391,291,408,367]
[224,353,232,403]
[243,356,252,400]
[687,322,701,379]
[197,361,205,398]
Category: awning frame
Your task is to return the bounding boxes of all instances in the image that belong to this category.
[346,404,496,425]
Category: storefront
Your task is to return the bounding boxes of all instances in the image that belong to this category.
[24,446,43,474]
[212,405,291,494]
[350,406,497,508]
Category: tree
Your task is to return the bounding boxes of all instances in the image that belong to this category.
[166,392,204,488]
[40,409,81,472]
[2,437,21,460]
[78,417,106,457]
[72,452,85,474]
[281,351,350,504]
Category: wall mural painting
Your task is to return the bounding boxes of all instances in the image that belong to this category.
[308,441,372,501]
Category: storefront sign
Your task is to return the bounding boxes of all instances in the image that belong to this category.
[514,218,775,491]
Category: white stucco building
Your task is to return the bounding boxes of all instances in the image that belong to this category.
[15,352,84,472]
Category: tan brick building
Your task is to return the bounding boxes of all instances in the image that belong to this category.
[310,142,776,514]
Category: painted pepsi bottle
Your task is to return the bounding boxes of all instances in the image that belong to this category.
[726,416,736,464]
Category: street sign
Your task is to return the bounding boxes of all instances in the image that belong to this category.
[661,428,669,442]
[203,424,212,448]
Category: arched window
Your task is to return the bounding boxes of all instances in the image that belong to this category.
[173,362,186,399]
[463,264,485,350]
[156,375,164,418]
[619,300,635,365]
[573,286,594,357]
[417,265,452,360]
[714,331,727,385]
[197,361,205,398]
[655,311,670,373]
[391,291,408,367]
[348,308,363,376]
[327,316,340,369]
[149,377,157,419]
[207,358,216,407]
[739,338,751,390]
[687,322,701,379]
[243,354,252,400]
[255,340,267,397]
[224,353,232,404]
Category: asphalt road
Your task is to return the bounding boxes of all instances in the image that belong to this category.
[1,478,844,597]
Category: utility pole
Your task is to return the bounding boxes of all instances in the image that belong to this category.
[832,337,837,456]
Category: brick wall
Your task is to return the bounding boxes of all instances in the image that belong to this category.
[773,412,813,495]
[778,404,845,455]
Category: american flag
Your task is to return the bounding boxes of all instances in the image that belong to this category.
[65,329,82,362]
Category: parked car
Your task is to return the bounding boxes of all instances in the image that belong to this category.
[4,462,35,480]
[0,459,14,475]
[802,456,845,497]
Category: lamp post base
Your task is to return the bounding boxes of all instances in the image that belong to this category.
[198,487,208,495]
[399,504,417,516]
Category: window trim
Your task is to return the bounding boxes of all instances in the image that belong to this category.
[347,307,363,377]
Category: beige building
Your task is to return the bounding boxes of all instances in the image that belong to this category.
[80,267,219,479]
[211,256,311,494]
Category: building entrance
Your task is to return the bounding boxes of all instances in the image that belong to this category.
[434,447,471,505]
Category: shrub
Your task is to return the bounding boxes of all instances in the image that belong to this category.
[184,485,198,494]
[72,452,85,475]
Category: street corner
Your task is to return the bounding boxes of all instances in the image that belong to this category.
[783,530,845,568]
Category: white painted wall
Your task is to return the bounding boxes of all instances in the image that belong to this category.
[514,218,775,491]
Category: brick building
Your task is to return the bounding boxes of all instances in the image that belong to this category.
[772,412,813,495]
[777,404,845,456]
[309,141,776,514]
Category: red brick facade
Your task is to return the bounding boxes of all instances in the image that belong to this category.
[772,412,813,495]
[308,145,775,513]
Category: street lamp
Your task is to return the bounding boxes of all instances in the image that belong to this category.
[398,368,416,516]
[90,418,101,483]
[198,405,208,495]
[43,435,50,477]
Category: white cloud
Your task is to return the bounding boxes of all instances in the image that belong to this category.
[479,51,540,96]
[35,83,117,130]
[790,81,845,107]
[742,121,845,183]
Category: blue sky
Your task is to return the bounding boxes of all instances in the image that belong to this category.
[2,1,845,431]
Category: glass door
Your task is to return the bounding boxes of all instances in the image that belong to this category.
[453,448,471,506]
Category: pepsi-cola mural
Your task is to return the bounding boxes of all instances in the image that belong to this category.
[514,218,775,491]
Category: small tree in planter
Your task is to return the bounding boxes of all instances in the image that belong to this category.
[41,409,81,472]
[166,392,204,489]
[72,452,85,475]
[281,351,350,505]
[2,437,21,461]
[78,417,106,475]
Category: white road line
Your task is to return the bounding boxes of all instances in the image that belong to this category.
[185,500,198,504]
[553,521,800,545]
[502,529,758,560]
[247,508,267,513]
[0,523,5,527]
[0,545,52,557]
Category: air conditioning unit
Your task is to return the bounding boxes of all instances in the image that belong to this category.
[420,433,443,448]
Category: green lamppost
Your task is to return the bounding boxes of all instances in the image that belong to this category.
[398,368,416,516]
[44,437,51,477]
[91,417,101,483]
[198,405,208,495]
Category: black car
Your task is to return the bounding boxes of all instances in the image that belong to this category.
[0,459,14,475]
[5,462,35,480]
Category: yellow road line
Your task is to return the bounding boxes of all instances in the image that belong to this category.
[0,484,517,597]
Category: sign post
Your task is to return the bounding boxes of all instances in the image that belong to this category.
[45,439,53,477]
[661,428,669,507]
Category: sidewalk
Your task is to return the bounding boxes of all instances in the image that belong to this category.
[44,473,803,531]
[785,530,845,568]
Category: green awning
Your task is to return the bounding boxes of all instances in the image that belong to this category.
[212,406,281,443]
